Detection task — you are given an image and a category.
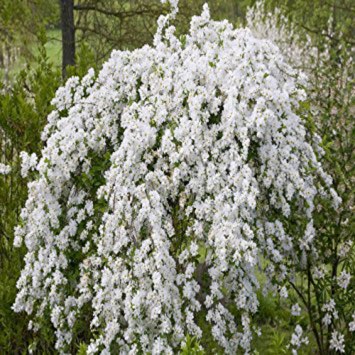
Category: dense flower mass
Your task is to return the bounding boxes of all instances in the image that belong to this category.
[14,1,337,353]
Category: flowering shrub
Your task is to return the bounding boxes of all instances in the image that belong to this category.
[13,1,343,353]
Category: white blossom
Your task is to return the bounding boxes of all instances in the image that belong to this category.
[329,331,345,353]
[20,151,38,177]
[0,163,11,175]
[291,303,301,316]
[349,313,355,332]
[337,271,351,290]
[290,325,309,353]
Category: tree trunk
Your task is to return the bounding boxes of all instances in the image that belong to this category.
[60,0,75,78]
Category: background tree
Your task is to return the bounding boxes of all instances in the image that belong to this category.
[60,0,75,78]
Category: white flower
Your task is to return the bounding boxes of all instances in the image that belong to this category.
[322,299,335,313]
[290,325,309,351]
[322,313,332,326]
[0,163,11,175]
[338,241,352,257]
[291,303,301,316]
[20,151,38,177]
[337,271,351,290]
[349,313,355,332]
[329,331,345,353]
[280,286,288,298]
[313,267,325,280]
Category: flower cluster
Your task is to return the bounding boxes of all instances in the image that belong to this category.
[14,1,336,353]
[291,303,301,317]
[0,163,11,175]
[19,151,38,178]
[329,331,345,353]
[290,325,309,354]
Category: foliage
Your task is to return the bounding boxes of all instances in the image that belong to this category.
[0,39,61,252]
[0,0,59,47]
[180,335,205,355]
